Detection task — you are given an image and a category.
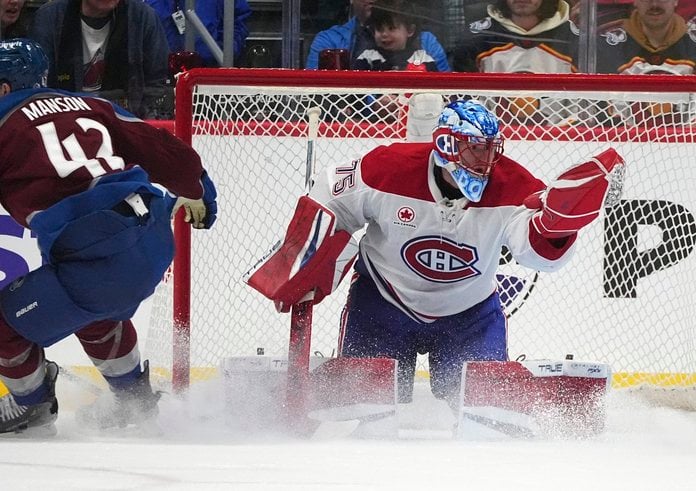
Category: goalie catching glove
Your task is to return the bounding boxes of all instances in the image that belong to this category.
[244,196,358,313]
[525,148,625,239]
[173,171,218,229]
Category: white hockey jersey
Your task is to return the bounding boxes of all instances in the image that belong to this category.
[309,142,576,322]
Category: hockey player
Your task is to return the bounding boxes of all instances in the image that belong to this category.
[248,99,624,410]
[0,38,217,434]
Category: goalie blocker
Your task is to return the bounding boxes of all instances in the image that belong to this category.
[244,195,359,312]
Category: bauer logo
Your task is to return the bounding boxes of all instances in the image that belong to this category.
[16,301,38,318]
[401,236,480,283]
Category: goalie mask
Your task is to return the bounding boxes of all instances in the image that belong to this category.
[432,100,504,202]
[0,38,48,91]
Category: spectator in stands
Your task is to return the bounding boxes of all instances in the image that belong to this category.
[452,0,579,124]
[145,0,251,67]
[29,0,169,119]
[570,0,696,32]
[596,0,696,75]
[0,0,29,39]
[594,0,696,125]
[453,0,578,73]
[306,0,449,71]
[353,0,441,71]
[352,0,443,121]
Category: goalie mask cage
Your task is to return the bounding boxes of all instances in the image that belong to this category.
[146,69,696,407]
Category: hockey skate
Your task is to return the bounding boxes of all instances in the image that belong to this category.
[76,360,162,431]
[0,360,59,436]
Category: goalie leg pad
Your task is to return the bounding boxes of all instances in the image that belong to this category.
[339,274,420,403]
[457,360,610,439]
[309,357,398,439]
[428,292,507,407]
[309,357,398,420]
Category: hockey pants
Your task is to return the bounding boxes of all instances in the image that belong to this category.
[0,193,174,347]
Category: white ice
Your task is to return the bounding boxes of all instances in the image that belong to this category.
[3,376,696,491]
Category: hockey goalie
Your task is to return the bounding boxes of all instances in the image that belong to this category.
[245,99,625,438]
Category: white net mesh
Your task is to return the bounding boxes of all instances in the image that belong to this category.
[145,70,696,399]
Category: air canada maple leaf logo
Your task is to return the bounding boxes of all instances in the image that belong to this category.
[397,206,415,223]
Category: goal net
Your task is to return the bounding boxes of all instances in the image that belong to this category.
[145,69,696,406]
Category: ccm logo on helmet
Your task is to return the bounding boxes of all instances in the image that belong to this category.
[401,236,480,283]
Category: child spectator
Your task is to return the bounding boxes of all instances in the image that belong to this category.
[353,0,440,71]
[306,0,449,71]
[351,1,444,123]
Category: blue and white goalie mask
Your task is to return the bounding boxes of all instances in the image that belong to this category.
[432,100,504,202]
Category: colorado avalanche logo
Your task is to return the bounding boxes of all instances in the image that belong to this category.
[569,20,580,36]
[688,16,696,43]
[469,17,491,34]
[602,28,626,46]
[401,236,480,283]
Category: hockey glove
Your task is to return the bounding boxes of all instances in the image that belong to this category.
[174,171,218,229]
[525,148,625,239]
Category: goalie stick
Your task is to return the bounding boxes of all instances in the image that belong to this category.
[287,106,322,430]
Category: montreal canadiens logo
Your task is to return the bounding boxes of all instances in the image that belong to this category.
[434,131,456,158]
[401,236,480,283]
[397,206,415,223]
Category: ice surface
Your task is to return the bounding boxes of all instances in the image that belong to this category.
[3,377,696,490]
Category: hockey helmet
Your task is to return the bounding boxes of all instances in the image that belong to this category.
[432,100,504,202]
[0,38,48,91]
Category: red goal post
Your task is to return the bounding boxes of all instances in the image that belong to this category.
[146,69,696,406]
